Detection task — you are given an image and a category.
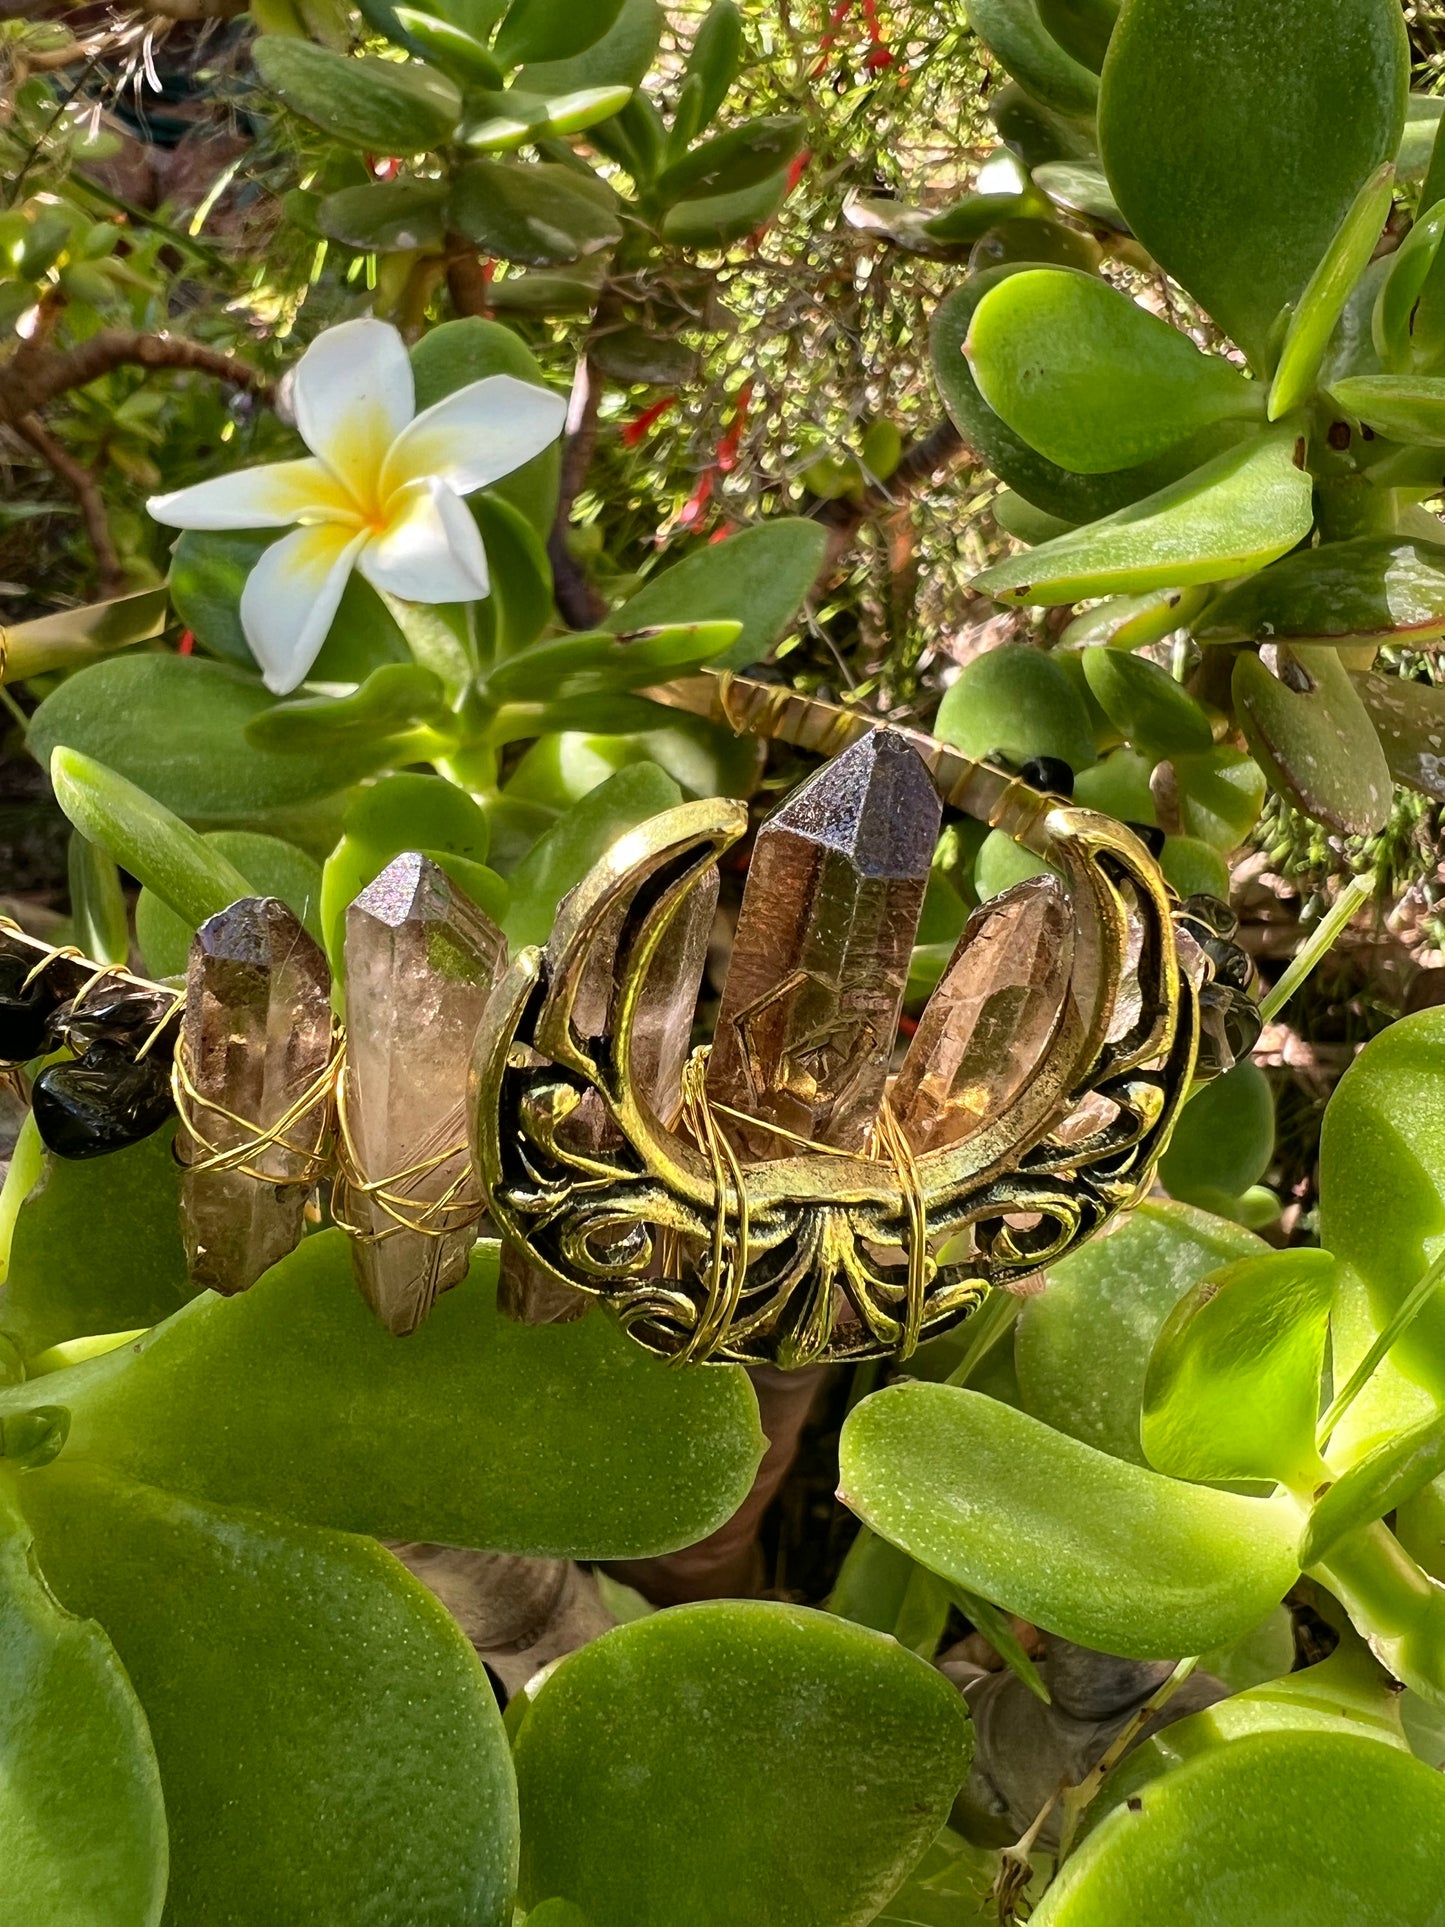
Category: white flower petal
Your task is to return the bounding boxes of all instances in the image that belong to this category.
[147,457,354,530]
[378,372,566,500]
[240,522,368,694]
[292,317,415,502]
[358,477,491,604]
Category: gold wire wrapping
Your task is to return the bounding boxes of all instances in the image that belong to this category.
[671,1043,934,1361]
[170,1026,339,1185]
[330,1040,483,1246]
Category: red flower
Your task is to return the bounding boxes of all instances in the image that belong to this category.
[621,394,678,447]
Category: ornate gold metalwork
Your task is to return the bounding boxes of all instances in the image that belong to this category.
[472,673,1208,1368]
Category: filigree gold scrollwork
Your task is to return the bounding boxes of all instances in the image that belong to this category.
[471,782,1204,1369]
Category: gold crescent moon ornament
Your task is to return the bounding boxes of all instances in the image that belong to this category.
[471,671,1260,1369]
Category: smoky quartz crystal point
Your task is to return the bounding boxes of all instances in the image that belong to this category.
[342,853,507,1335]
[706,727,941,1157]
[177,897,334,1296]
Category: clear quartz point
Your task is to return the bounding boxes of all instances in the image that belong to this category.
[892,876,1073,1154]
[707,728,940,1158]
[342,853,507,1335]
[178,896,333,1296]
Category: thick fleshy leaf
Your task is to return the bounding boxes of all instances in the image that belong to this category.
[656,115,803,204]
[1032,160,1125,232]
[1371,207,1445,371]
[966,270,1263,475]
[135,830,324,978]
[1269,163,1396,419]
[973,429,1314,607]
[0,1126,193,1359]
[1031,1731,1445,1925]
[934,644,1096,772]
[1036,0,1116,71]
[0,1233,764,1559]
[316,178,449,251]
[1080,646,1212,756]
[448,161,622,265]
[1353,666,1445,801]
[389,8,506,84]
[0,1485,165,1927]
[1016,1200,1265,1465]
[1142,1250,1336,1486]
[17,1464,517,1927]
[1305,1414,1445,1566]
[463,85,632,150]
[1098,0,1407,367]
[518,0,660,95]
[1172,745,1268,851]
[1320,1010,1445,1455]
[1198,535,1445,648]
[660,167,790,244]
[253,36,462,150]
[604,520,826,671]
[1159,1061,1275,1215]
[965,0,1099,118]
[494,0,624,65]
[484,622,738,701]
[504,762,682,947]
[1160,835,1229,903]
[931,276,1238,525]
[245,662,451,757]
[1233,645,1393,835]
[1330,372,1445,444]
[513,1602,972,1927]
[839,1384,1301,1657]
[30,657,389,819]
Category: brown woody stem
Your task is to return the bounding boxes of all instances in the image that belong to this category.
[15,414,123,596]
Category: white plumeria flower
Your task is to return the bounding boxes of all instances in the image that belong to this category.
[148,317,566,694]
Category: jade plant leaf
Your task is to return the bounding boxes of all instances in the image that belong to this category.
[1371,206,1445,371]
[1304,1413,1445,1566]
[972,428,1314,607]
[135,830,323,977]
[1197,535,1445,647]
[1035,0,1117,72]
[483,622,739,702]
[1330,373,1445,444]
[1098,0,1407,368]
[0,1126,194,1358]
[1158,1061,1276,1214]
[604,520,826,671]
[838,1383,1301,1656]
[31,658,390,819]
[512,1601,972,1927]
[1031,1730,1445,1925]
[448,160,623,265]
[519,0,661,94]
[934,644,1097,772]
[1268,163,1395,420]
[17,1464,517,1927]
[493,0,624,65]
[1320,1009,1445,1456]
[1080,647,1213,756]
[1171,745,1268,851]
[253,36,463,150]
[1352,667,1445,801]
[316,178,449,251]
[504,762,682,947]
[965,0,1099,119]
[0,1484,166,1927]
[1141,1250,1336,1487]
[0,1233,764,1559]
[966,270,1263,475]
[1233,646,1394,835]
[1015,1199,1265,1465]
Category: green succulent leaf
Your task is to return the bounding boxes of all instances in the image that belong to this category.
[966,270,1263,475]
[1268,162,1395,420]
[604,520,826,671]
[1306,1414,1445,1567]
[683,0,743,127]
[494,0,624,66]
[934,644,1097,772]
[659,167,790,244]
[1159,1061,1276,1215]
[1160,835,1230,902]
[388,7,505,85]
[920,191,1026,247]
[1352,666,1445,801]
[519,0,661,95]
[1016,1199,1266,1466]
[1035,0,1117,72]
[32,658,393,819]
[459,84,634,151]
[1197,535,1445,647]
[315,178,449,251]
[1233,645,1394,835]
[839,1383,1301,1656]
[246,662,452,756]
[1098,0,1407,367]
[483,622,739,701]
[513,1602,972,1927]
[449,160,622,264]
[655,115,803,204]
[504,762,682,947]
[67,831,128,967]
[1031,1731,1445,1925]
[1330,373,1445,444]
[1031,159,1126,232]
[973,427,1314,607]
[1142,1250,1336,1487]
[1371,205,1445,371]
[17,1464,517,1927]
[0,1483,166,1927]
[252,36,462,150]
[0,1233,764,1559]
[965,0,1099,119]
[1079,646,1212,756]
[1171,744,1267,851]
